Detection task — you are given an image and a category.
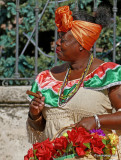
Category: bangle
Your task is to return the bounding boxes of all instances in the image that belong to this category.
[94,114,101,129]
[117,108,121,112]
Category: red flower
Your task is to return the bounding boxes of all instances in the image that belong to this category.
[33,138,54,152]
[91,133,105,155]
[67,128,78,145]
[78,135,91,144]
[24,148,34,160]
[67,127,91,146]
[36,147,52,160]
[33,138,55,160]
[53,136,68,151]
[76,146,86,156]
[67,127,93,157]
[76,127,89,135]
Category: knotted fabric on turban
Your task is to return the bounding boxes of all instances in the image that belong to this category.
[55,6,102,51]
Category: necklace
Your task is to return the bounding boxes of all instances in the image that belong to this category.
[58,54,93,107]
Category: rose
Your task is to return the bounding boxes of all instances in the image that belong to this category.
[53,136,68,158]
[76,145,86,156]
[33,138,55,160]
[76,127,92,144]
[33,138,54,152]
[53,136,68,151]
[34,146,53,160]
[24,148,34,160]
[91,133,105,155]
[67,127,91,146]
[67,128,78,145]
[25,127,119,159]
[36,148,52,160]
[72,127,92,156]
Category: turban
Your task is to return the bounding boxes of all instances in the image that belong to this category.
[55,6,102,51]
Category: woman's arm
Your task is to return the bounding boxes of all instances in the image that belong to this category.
[28,112,46,131]
[27,91,46,131]
[75,85,121,131]
[99,85,121,130]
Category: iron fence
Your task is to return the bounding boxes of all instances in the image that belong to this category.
[0,0,118,85]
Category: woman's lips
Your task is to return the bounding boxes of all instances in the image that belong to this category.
[56,48,61,54]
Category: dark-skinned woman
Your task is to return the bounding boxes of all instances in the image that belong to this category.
[27,6,121,159]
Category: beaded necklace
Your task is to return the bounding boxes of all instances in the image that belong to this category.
[58,54,93,107]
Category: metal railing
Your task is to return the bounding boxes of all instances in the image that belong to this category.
[0,0,118,85]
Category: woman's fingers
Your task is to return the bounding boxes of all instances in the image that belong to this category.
[33,98,41,103]
[32,97,45,106]
[32,100,44,110]
[29,91,45,119]
[32,100,40,106]
[36,91,42,98]
[30,104,40,115]
[30,97,45,117]
[41,96,45,102]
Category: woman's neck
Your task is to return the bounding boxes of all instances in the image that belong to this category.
[69,52,91,71]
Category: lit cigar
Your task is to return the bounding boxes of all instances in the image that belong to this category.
[26,90,40,98]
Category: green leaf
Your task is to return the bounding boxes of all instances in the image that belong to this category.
[10,30,16,36]
[11,8,16,15]
[29,157,34,160]
[102,139,107,145]
[66,142,73,153]
[83,143,91,149]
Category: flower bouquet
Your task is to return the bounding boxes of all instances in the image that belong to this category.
[24,127,119,160]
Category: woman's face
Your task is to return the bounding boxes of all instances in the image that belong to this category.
[56,31,81,61]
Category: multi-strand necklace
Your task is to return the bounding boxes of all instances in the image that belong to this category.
[58,54,94,107]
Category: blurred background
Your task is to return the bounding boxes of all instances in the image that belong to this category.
[0,0,121,85]
[0,1,121,159]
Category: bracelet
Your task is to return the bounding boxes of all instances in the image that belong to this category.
[117,108,121,112]
[94,114,101,129]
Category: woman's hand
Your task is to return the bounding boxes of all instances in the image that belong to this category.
[72,117,96,131]
[29,91,45,120]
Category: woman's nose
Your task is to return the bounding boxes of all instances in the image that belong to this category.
[56,38,61,46]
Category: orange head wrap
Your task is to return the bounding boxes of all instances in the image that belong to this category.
[55,6,102,51]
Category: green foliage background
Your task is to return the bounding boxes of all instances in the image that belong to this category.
[0,0,121,85]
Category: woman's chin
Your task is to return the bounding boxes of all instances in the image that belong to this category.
[56,53,63,60]
[56,53,67,61]
[57,57,68,62]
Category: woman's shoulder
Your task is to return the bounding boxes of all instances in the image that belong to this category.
[94,61,120,73]
[36,69,50,79]
[84,60,121,90]
[91,58,120,74]
[50,63,68,73]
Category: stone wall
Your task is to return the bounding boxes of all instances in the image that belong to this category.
[0,86,32,160]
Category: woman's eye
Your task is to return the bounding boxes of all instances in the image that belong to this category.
[61,39,66,43]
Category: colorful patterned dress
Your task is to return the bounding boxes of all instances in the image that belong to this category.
[27,62,121,159]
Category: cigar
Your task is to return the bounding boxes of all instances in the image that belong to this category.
[26,90,40,98]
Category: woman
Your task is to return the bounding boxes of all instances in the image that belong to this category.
[27,6,121,159]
